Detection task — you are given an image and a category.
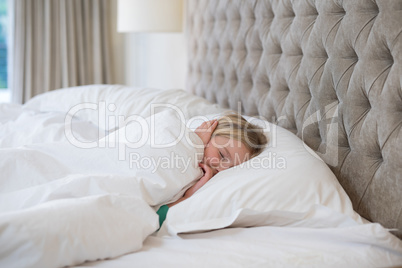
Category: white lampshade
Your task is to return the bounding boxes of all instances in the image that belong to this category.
[117,0,184,33]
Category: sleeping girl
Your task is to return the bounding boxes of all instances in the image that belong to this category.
[157,113,268,225]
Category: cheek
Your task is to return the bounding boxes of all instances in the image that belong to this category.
[221,158,232,166]
[203,146,219,160]
[235,151,251,165]
[203,145,210,158]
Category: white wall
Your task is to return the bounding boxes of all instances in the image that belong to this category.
[124,33,187,90]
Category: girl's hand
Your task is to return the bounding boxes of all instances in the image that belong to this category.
[183,163,215,199]
[195,120,218,146]
[168,163,216,207]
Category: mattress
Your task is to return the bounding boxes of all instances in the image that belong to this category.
[79,225,401,268]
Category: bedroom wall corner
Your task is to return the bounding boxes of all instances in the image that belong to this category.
[123,33,187,90]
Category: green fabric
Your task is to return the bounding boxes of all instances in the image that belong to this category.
[157,205,169,228]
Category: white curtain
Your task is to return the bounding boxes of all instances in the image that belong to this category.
[11,0,121,103]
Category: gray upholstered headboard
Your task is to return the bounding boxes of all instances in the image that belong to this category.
[186,0,402,237]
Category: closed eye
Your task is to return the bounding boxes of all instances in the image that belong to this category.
[219,151,225,159]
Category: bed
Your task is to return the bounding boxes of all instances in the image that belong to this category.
[1,0,402,267]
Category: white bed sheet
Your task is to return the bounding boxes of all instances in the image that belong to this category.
[78,224,402,268]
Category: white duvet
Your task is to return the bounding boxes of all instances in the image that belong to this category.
[0,85,401,268]
[0,100,204,268]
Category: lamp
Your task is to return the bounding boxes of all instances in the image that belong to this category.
[117,0,184,33]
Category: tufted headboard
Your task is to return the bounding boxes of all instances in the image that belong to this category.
[186,0,402,237]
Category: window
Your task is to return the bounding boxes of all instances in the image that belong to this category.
[0,0,8,103]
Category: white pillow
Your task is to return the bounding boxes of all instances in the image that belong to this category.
[162,115,365,235]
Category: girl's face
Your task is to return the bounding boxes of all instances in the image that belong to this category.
[203,135,251,175]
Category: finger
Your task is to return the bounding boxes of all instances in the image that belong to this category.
[198,122,206,130]
[200,163,213,177]
[198,120,216,131]
[208,120,218,132]
[199,174,212,187]
[191,171,213,194]
[200,121,211,131]
[199,162,208,170]
[185,164,214,197]
[199,162,206,173]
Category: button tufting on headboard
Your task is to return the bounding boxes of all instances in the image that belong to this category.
[186,0,402,237]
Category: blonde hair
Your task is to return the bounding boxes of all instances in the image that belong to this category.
[213,113,268,158]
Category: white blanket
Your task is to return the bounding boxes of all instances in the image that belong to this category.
[0,103,203,268]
